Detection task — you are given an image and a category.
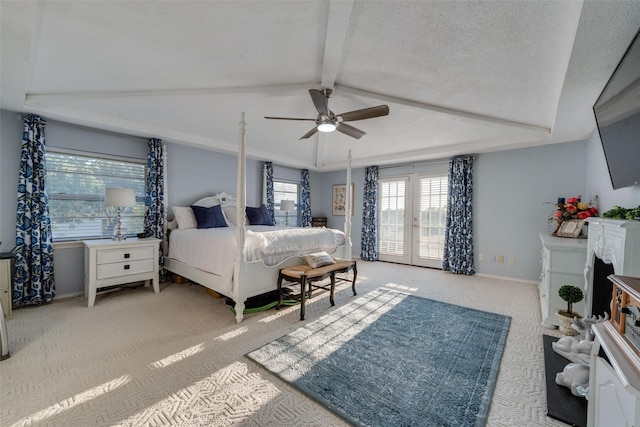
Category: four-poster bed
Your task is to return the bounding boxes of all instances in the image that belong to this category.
[164,113,353,322]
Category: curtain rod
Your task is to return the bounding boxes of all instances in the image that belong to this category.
[379,155,476,170]
[16,114,148,141]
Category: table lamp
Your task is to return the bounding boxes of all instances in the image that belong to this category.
[280,200,295,226]
[105,187,136,241]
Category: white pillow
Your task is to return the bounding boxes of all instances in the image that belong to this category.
[303,252,336,268]
[222,206,237,225]
[172,206,197,229]
[222,205,249,226]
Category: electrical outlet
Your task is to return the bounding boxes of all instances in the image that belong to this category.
[509,258,515,266]
[497,255,504,263]
[479,253,484,261]
[490,255,496,262]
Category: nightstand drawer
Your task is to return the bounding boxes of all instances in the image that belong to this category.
[97,246,154,265]
[97,259,154,280]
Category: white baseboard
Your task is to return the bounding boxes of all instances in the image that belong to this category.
[53,291,85,301]
[475,273,538,285]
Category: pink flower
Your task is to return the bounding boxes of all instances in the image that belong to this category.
[578,211,591,219]
[566,197,579,204]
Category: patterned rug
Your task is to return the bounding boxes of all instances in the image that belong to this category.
[246,288,511,427]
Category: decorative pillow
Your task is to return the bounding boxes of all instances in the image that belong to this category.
[172,206,198,229]
[191,204,228,229]
[221,205,249,226]
[302,252,336,269]
[246,204,275,226]
[222,206,237,225]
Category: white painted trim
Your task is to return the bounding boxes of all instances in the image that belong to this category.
[53,241,84,250]
[475,273,538,285]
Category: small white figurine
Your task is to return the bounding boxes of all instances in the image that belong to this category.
[552,312,610,398]
[572,312,609,341]
[552,335,591,365]
[556,363,590,396]
[552,312,610,364]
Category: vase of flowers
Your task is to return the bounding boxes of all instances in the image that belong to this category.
[549,196,598,235]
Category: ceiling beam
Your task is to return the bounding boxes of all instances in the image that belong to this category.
[320,0,355,89]
[24,82,320,103]
[335,84,552,136]
[316,0,355,169]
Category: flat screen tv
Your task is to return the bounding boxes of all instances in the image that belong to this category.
[593,27,640,190]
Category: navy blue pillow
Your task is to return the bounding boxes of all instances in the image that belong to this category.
[190,205,228,229]
[246,204,275,226]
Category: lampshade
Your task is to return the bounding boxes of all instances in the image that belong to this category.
[280,200,295,212]
[105,188,136,207]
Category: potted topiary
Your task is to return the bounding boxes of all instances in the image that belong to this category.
[557,285,584,335]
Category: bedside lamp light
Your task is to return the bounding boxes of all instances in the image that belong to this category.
[105,187,136,241]
[280,200,295,226]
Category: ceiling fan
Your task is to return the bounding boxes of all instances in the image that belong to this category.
[264,88,389,140]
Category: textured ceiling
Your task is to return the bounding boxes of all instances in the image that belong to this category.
[2,1,640,171]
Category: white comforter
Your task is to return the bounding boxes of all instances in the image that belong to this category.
[168,225,345,277]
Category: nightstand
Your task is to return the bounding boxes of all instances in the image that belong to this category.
[0,253,14,319]
[83,238,160,307]
[312,217,327,227]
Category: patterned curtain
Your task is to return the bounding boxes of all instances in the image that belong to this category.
[442,156,475,275]
[360,166,378,261]
[14,114,55,306]
[265,161,275,222]
[144,138,165,276]
[300,169,312,227]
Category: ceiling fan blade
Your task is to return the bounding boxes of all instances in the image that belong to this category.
[309,89,330,115]
[264,116,315,121]
[336,123,366,139]
[337,105,389,122]
[299,127,319,140]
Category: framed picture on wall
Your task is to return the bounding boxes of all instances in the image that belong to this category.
[332,184,354,216]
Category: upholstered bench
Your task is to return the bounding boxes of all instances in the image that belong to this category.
[277,259,357,320]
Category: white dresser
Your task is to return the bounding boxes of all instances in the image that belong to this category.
[0,258,12,318]
[539,232,588,328]
[83,238,160,307]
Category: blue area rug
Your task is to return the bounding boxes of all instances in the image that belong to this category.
[246,288,511,427]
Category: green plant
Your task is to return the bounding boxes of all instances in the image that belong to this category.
[601,205,640,220]
[558,285,584,315]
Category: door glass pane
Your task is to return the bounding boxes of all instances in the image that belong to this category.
[379,180,406,256]
[417,176,448,260]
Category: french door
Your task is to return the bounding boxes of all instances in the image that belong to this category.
[378,174,448,268]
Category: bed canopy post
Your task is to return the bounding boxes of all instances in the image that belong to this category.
[233,112,247,323]
[343,149,352,260]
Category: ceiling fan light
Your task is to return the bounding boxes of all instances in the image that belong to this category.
[317,122,336,132]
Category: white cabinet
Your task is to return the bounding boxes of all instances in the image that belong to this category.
[539,233,588,328]
[0,258,12,319]
[83,238,160,307]
[589,323,640,427]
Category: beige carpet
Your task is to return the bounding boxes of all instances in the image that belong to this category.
[1,261,567,426]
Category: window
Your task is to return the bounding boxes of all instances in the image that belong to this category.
[273,180,300,226]
[46,151,146,241]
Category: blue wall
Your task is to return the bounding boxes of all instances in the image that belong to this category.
[2,108,639,298]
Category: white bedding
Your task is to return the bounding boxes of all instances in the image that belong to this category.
[168,225,345,277]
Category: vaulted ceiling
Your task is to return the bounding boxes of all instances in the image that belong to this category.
[2,1,639,171]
